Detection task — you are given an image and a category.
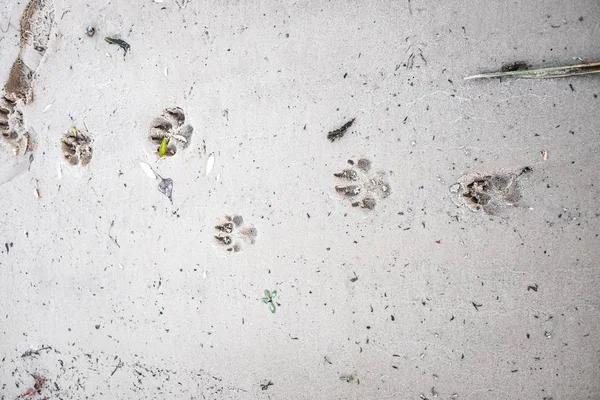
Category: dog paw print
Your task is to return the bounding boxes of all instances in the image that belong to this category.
[450,167,530,215]
[60,126,93,166]
[149,107,193,157]
[334,158,391,209]
[214,215,257,252]
[0,95,32,155]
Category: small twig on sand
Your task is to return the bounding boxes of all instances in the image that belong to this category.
[464,61,600,80]
[21,346,53,358]
[111,359,124,376]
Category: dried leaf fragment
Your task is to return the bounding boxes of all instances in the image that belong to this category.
[158,177,173,202]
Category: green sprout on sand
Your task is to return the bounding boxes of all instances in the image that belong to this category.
[261,289,277,313]
[158,137,167,157]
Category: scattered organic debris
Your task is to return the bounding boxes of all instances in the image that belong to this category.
[104,37,130,55]
[350,271,359,282]
[149,107,193,156]
[327,118,355,142]
[7,347,246,398]
[260,381,274,391]
[60,126,92,165]
[464,60,600,80]
[340,375,355,383]
[261,289,277,313]
[405,45,427,69]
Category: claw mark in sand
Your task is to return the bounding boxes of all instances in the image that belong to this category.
[334,158,391,210]
[149,107,193,157]
[450,167,532,214]
[60,126,93,166]
[214,215,257,252]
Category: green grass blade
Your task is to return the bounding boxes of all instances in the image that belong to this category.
[464,61,600,80]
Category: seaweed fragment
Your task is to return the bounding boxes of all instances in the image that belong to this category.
[104,37,130,55]
[327,118,355,142]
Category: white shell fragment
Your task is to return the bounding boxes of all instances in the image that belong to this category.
[206,153,215,176]
[139,162,156,179]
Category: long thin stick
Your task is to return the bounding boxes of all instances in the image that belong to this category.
[464,61,600,80]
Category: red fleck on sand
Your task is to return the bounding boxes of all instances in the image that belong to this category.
[19,375,45,398]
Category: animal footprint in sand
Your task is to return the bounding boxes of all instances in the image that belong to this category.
[149,107,193,157]
[61,126,93,166]
[0,96,32,155]
[214,215,257,252]
[450,167,531,215]
[334,158,391,209]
